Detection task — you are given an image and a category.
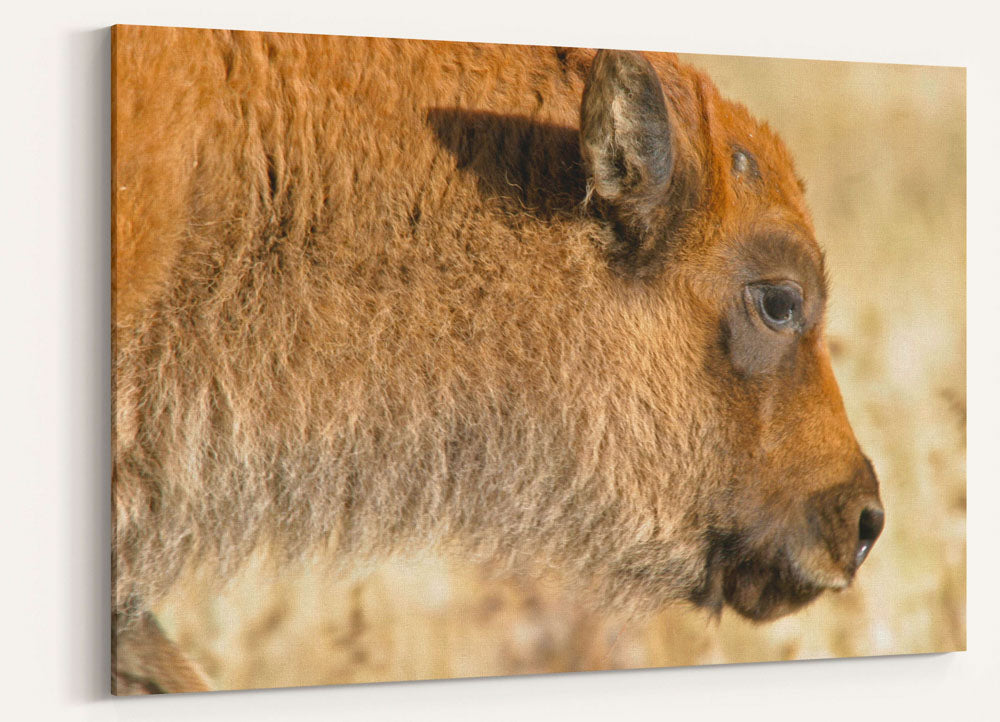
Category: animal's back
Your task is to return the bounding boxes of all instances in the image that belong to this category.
[113,29,595,324]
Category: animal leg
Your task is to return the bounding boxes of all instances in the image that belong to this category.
[112,611,213,694]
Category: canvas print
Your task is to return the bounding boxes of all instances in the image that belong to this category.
[111,25,966,694]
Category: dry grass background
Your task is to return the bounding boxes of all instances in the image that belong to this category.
[154,51,966,691]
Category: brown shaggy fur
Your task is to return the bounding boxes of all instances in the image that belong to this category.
[112,27,882,689]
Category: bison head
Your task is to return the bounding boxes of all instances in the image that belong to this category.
[578,50,884,621]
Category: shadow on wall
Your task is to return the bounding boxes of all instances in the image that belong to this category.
[70,27,113,703]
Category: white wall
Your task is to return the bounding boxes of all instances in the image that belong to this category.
[1,1,994,720]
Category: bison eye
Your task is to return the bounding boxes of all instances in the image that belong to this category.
[747,282,804,332]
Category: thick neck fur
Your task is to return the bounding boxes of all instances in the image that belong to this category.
[113,30,725,616]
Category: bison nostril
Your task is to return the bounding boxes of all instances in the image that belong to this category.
[855,505,885,568]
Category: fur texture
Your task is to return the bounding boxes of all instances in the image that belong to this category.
[112,27,881,630]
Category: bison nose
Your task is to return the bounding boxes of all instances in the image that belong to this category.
[855,503,885,568]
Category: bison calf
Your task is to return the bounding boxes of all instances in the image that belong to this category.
[112,27,883,693]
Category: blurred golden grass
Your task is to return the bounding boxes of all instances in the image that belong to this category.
[156,53,966,689]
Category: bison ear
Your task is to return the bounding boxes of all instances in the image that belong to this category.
[580,50,679,273]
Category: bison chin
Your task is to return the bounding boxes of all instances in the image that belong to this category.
[692,536,826,622]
